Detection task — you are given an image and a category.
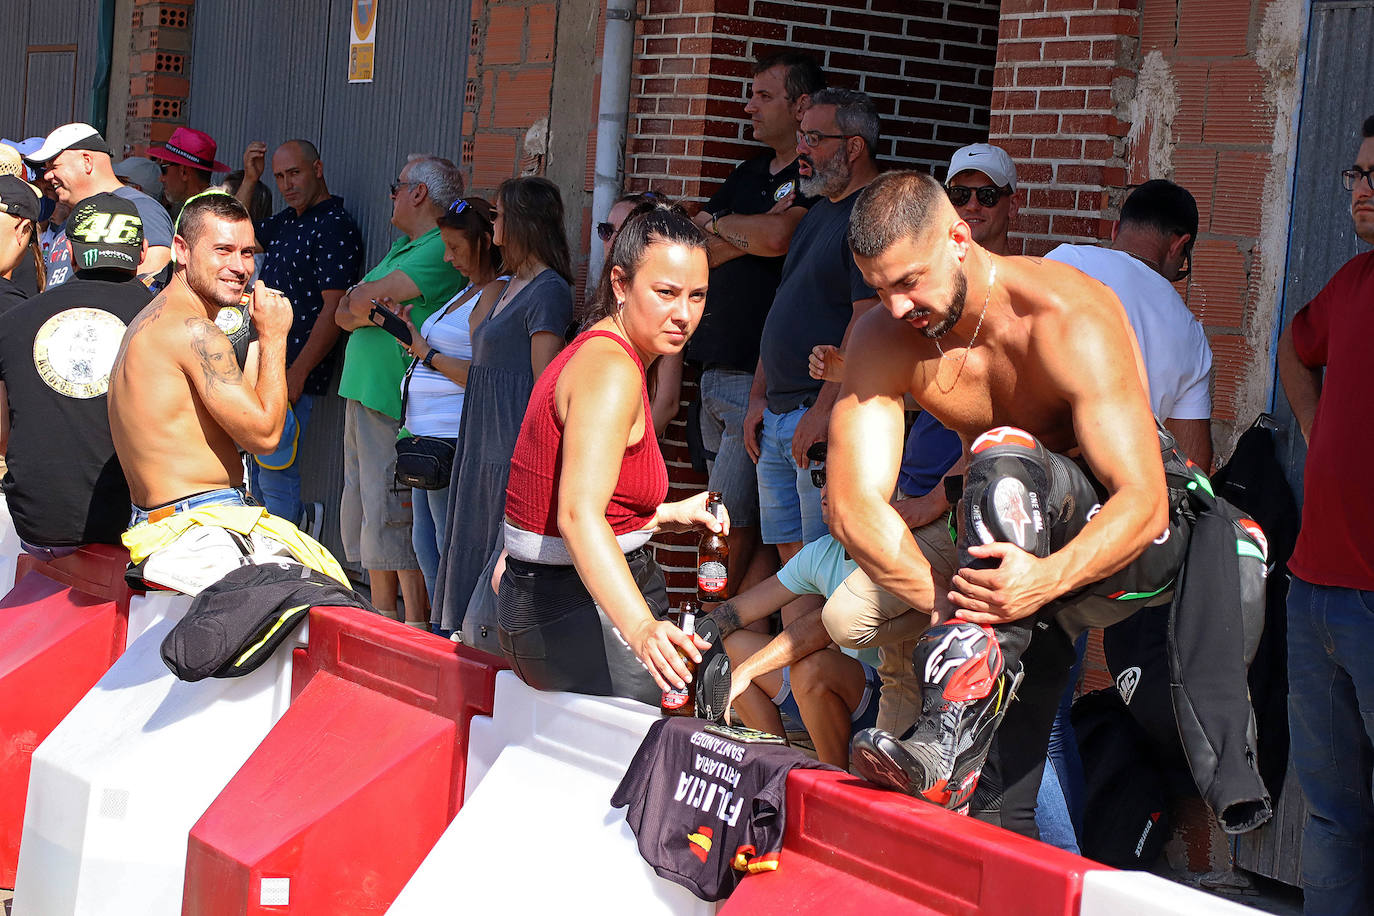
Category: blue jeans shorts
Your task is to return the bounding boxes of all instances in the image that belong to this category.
[757,405,827,546]
[774,659,881,738]
[698,368,759,528]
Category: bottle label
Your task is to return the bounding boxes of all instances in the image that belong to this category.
[662,687,691,710]
[698,561,727,595]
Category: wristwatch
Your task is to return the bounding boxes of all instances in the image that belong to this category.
[422,348,439,369]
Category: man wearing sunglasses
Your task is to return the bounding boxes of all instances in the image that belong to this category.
[687,51,825,597]
[332,155,467,624]
[233,138,364,532]
[1276,114,1374,914]
[1045,180,1213,472]
[945,143,1019,257]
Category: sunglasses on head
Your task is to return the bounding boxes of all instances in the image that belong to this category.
[595,221,616,242]
[945,184,1012,208]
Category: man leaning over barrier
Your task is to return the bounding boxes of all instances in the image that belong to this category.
[827,170,1192,838]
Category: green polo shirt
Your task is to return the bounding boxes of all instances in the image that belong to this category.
[338,227,466,419]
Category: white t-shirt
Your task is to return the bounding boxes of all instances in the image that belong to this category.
[401,282,481,437]
[1044,244,1212,421]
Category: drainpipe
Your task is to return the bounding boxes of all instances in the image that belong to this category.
[588,0,636,288]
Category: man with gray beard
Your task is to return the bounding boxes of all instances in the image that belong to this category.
[744,88,880,568]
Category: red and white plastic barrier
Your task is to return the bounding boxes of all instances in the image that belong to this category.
[0,545,137,886]
[10,589,286,916]
[181,606,503,915]
[387,671,713,915]
[721,768,1107,915]
[1,576,1268,915]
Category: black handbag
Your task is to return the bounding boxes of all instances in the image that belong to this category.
[395,358,456,490]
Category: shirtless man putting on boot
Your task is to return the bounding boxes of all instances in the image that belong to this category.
[825,170,1194,837]
[108,192,297,586]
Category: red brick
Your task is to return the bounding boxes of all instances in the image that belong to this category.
[1042,38,1093,61]
[1029,187,1078,209]
[1012,112,1061,134]
[1015,212,1052,234]
[492,68,553,129]
[1066,12,1138,37]
[1167,61,1208,145]
[1139,0,1177,51]
[1177,0,1251,56]
[1057,162,1108,185]
[1034,136,1083,158]
[1015,64,1066,87]
[1051,213,1103,239]
[470,132,518,192]
[1001,0,1048,12]
[1038,88,1087,108]
[1202,60,1274,145]
[1063,64,1114,87]
[1083,138,1117,160]
[1209,161,1269,239]
[483,5,524,65]
[1019,15,1069,37]
[1170,149,1217,230]
[527,4,557,62]
[1207,334,1252,423]
[1186,240,1248,327]
[1047,0,1100,9]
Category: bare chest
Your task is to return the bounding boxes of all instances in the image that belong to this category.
[910,345,1078,453]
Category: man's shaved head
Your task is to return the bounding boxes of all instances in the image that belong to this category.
[849,170,952,259]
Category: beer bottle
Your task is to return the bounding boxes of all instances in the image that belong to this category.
[697,491,729,605]
[660,602,699,717]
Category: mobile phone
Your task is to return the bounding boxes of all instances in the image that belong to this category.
[368,299,412,345]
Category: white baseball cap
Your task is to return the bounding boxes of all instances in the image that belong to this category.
[24,123,112,166]
[946,143,1017,191]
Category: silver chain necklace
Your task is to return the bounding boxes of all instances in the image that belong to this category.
[932,259,995,391]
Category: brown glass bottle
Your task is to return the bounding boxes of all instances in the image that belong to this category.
[697,491,729,605]
[660,602,698,717]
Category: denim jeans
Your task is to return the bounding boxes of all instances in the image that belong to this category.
[1035,632,1088,852]
[756,405,827,546]
[1287,575,1374,916]
[412,485,450,601]
[250,394,314,524]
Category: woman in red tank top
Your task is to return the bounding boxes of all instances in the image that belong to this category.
[498,203,728,704]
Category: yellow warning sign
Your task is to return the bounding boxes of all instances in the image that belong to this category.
[348,0,378,84]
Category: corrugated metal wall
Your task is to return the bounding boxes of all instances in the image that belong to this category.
[1238,0,1374,887]
[0,0,103,136]
[187,0,471,565]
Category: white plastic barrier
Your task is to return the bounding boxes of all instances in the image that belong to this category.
[0,492,24,596]
[1081,871,1265,915]
[10,594,307,916]
[388,672,712,915]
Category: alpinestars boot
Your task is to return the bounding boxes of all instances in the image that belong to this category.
[851,622,1022,812]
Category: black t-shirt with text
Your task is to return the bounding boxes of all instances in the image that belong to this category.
[0,273,152,546]
[759,189,875,413]
[611,716,837,901]
[686,154,815,373]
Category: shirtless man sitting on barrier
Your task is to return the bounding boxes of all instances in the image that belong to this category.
[824,170,1193,838]
[108,192,301,588]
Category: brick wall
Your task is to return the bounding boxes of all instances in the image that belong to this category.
[990,0,1298,451]
[625,0,1001,596]
[123,0,195,154]
[463,0,560,198]
[625,0,1001,203]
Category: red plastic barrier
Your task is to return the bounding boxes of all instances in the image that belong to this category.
[0,544,137,885]
[182,606,505,915]
[719,770,1111,916]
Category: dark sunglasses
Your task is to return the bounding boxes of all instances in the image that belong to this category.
[389,180,419,197]
[595,221,616,242]
[946,184,1013,208]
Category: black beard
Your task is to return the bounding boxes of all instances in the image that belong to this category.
[922,266,968,339]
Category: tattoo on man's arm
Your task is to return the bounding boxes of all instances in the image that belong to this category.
[186,318,243,389]
[712,601,742,638]
[722,231,749,250]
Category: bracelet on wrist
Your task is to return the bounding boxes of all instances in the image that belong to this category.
[422,347,440,370]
